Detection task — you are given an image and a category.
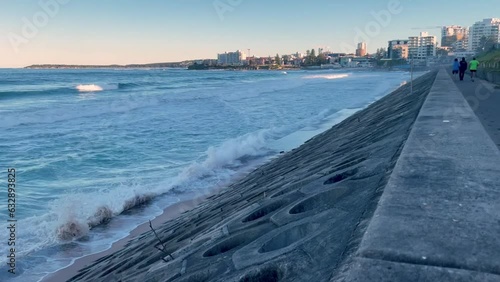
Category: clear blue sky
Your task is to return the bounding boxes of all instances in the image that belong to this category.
[0,0,499,67]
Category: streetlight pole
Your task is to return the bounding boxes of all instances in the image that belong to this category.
[410,58,414,95]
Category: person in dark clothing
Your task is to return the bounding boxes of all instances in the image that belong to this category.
[459,57,467,81]
[452,58,460,79]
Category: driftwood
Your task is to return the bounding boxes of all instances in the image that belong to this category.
[149,220,174,262]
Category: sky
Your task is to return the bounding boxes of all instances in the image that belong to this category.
[0,0,499,68]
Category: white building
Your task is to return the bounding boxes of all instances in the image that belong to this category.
[217,50,247,66]
[468,18,500,52]
[408,32,437,61]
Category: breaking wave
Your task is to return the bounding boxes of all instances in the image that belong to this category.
[76,84,104,92]
[303,73,350,80]
[23,105,341,252]
[76,82,144,92]
[53,131,275,241]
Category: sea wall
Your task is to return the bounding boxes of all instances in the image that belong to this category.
[65,71,438,282]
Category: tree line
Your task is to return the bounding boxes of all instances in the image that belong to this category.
[273,49,330,67]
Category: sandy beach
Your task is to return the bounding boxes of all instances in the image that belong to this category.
[45,71,438,282]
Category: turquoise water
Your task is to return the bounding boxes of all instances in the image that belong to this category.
[0,68,414,281]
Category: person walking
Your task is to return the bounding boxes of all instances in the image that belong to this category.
[469,57,479,82]
[452,58,460,79]
[459,57,467,81]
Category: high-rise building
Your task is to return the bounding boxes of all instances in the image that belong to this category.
[217,50,247,65]
[356,42,367,57]
[387,39,409,59]
[468,18,500,52]
[408,32,437,60]
[441,26,468,50]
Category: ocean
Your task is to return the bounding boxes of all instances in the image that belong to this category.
[0,68,415,281]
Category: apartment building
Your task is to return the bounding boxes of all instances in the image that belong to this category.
[408,32,437,60]
[468,18,500,52]
[217,50,247,66]
[387,39,409,59]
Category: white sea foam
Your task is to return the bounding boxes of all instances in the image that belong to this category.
[177,130,272,183]
[176,107,345,187]
[303,73,350,80]
[9,106,342,260]
[11,130,273,257]
[76,84,104,92]
[76,83,121,92]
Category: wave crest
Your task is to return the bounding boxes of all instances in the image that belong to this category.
[57,206,115,241]
[87,206,114,228]
[123,194,155,212]
[304,74,350,80]
[178,130,272,183]
[56,220,89,241]
[76,84,104,92]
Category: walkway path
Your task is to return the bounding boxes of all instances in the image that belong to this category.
[452,72,500,149]
[342,69,500,281]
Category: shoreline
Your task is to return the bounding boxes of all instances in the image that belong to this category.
[41,109,357,281]
[42,187,221,282]
[42,163,268,282]
[42,108,356,281]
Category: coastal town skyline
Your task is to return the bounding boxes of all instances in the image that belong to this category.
[1,0,500,68]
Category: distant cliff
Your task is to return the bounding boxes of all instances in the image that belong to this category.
[24,62,194,69]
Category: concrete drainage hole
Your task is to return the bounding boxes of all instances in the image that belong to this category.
[242,201,285,223]
[239,265,283,282]
[289,188,349,215]
[259,223,319,253]
[323,168,359,185]
[203,234,247,257]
